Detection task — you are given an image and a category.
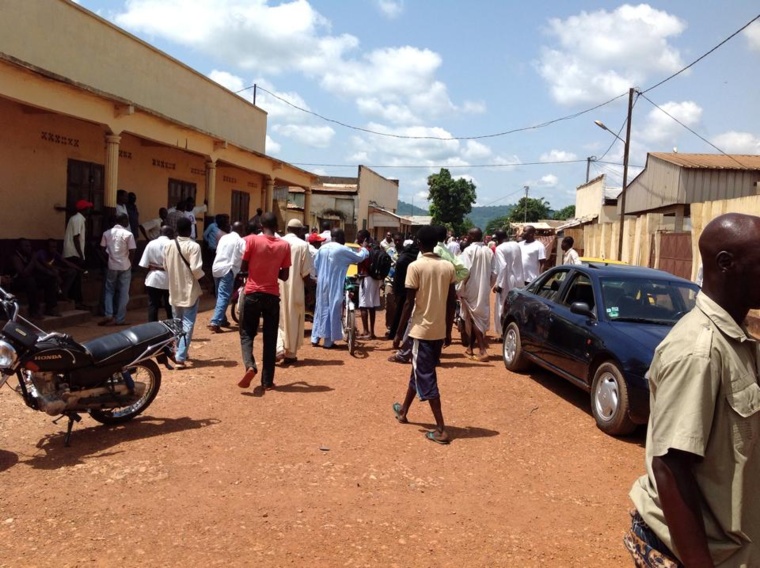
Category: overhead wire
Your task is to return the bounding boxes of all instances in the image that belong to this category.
[641,13,760,94]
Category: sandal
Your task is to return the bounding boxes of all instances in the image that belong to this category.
[392,402,408,424]
[425,431,450,445]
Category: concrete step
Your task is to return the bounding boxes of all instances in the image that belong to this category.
[19,309,92,331]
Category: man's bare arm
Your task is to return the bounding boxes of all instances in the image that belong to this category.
[652,450,714,567]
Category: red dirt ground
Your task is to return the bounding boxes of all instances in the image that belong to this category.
[0,302,643,567]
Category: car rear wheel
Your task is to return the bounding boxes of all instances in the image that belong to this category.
[502,322,529,372]
[590,362,636,436]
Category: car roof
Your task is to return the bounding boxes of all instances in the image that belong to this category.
[552,263,696,285]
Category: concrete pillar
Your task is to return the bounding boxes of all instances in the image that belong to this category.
[104,134,121,208]
[303,187,312,229]
[674,204,685,233]
[265,176,274,212]
[205,160,217,214]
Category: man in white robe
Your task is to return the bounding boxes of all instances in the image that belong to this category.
[458,227,496,361]
[276,219,313,363]
[492,238,524,338]
[311,229,368,348]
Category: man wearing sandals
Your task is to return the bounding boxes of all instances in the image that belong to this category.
[392,225,456,445]
[626,213,760,567]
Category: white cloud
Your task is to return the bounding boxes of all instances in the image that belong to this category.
[538,4,686,105]
[208,69,246,94]
[462,141,492,160]
[265,135,281,154]
[252,78,313,123]
[539,174,559,187]
[745,21,760,51]
[272,124,335,148]
[540,149,578,163]
[640,100,702,145]
[114,1,464,122]
[376,0,404,19]
[711,131,760,154]
[414,190,429,200]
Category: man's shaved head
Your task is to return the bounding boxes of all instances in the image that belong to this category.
[699,212,760,319]
[468,227,483,243]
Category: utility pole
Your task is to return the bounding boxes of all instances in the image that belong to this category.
[586,156,596,183]
[253,84,257,105]
[617,87,634,261]
[523,185,529,224]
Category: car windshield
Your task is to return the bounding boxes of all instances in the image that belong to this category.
[600,277,699,324]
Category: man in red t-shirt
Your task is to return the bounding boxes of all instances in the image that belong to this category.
[238,212,291,393]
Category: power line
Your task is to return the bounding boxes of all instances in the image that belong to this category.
[641,13,760,94]
[637,92,750,168]
[289,158,643,170]
[243,85,627,141]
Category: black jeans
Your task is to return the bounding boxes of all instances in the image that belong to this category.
[147,286,172,322]
[13,274,57,316]
[240,292,280,387]
[63,256,84,303]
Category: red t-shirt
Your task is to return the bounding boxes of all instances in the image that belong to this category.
[242,234,291,296]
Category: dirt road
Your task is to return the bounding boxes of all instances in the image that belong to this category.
[0,305,643,567]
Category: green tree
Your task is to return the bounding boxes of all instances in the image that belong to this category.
[553,205,576,220]
[485,215,510,235]
[507,197,552,224]
[428,168,477,235]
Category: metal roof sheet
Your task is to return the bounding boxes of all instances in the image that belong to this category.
[650,153,760,170]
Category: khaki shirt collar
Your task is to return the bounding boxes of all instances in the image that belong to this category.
[696,291,756,344]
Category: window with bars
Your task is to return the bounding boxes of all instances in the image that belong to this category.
[231,190,250,223]
[167,179,197,209]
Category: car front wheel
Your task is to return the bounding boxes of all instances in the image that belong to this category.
[590,362,636,436]
[502,322,529,372]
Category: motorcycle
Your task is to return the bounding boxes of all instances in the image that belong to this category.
[0,286,183,446]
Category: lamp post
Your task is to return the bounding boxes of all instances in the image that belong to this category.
[595,87,634,261]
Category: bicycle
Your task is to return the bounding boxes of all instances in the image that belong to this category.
[342,275,359,356]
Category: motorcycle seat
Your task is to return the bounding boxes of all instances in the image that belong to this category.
[83,322,174,365]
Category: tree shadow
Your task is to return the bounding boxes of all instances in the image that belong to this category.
[188,358,239,369]
[0,450,19,473]
[22,416,220,470]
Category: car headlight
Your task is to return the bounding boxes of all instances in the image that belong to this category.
[0,339,18,369]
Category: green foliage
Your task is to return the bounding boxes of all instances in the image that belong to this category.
[507,197,552,224]
[428,168,477,236]
[553,205,576,220]
[485,215,511,235]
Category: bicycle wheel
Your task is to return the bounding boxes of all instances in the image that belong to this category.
[347,308,356,356]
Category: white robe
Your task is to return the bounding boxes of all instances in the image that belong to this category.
[493,241,524,336]
[458,242,496,334]
[276,234,313,358]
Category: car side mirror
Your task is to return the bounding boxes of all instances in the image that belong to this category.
[570,301,596,320]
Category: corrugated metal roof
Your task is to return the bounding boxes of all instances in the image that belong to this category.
[650,153,760,170]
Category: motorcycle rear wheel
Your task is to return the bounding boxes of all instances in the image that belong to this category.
[89,359,162,425]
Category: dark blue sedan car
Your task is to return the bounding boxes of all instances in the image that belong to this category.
[500,263,700,436]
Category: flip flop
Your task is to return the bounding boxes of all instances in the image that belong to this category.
[425,431,450,445]
[238,368,257,389]
[392,402,408,424]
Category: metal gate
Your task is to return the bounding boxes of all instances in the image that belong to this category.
[658,232,692,280]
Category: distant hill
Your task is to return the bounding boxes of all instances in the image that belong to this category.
[396,200,514,230]
[466,205,513,231]
[397,200,430,216]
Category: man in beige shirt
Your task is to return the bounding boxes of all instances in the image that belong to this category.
[392,225,456,445]
[164,216,204,368]
[627,213,760,567]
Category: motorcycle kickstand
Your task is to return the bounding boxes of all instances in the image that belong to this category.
[53,413,82,447]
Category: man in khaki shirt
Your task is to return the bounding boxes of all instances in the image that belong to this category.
[627,213,760,567]
[392,225,456,444]
[164,216,204,368]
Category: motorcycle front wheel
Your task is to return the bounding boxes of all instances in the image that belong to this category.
[90,359,162,425]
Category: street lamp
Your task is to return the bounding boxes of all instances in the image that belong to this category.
[594,87,634,261]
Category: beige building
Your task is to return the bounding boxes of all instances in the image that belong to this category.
[575,174,620,225]
[0,1,314,261]
[288,167,399,240]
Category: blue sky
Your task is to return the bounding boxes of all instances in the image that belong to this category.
[76,0,760,212]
